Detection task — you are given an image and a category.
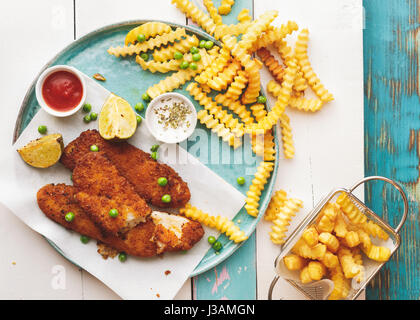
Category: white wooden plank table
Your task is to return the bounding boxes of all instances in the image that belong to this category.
[0,0,364,300]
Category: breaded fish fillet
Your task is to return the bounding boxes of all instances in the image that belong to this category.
[72,152,151,236]
[60,130,191,208]
[37,184,204,257]
[37,183,157,257]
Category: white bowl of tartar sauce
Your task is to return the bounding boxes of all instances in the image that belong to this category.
[145,92,197,144]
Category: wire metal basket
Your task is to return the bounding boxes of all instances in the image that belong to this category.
[268,176,409,300]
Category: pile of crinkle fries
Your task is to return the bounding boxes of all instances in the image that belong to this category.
[107,0,335,252]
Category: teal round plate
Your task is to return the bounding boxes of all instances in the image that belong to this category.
[13,20,279,277]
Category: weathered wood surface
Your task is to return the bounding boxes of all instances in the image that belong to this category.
[364,0,419,300]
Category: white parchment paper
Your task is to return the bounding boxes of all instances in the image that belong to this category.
[0,73,246,300]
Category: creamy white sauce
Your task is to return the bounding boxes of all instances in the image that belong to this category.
[147,95,196,144]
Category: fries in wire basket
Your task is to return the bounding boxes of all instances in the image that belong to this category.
[274,193,392,300]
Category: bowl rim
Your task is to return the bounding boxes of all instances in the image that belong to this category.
[35,65,87,117]
[145,92,198,144]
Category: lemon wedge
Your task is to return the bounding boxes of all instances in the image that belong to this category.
[17,134,64,168]
[98,93,137,140]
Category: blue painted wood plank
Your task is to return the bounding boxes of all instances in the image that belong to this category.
[191,0,257,300]
[364,0,419,300]
[194,232,257,300]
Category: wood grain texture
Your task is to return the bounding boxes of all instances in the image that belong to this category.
[190,0,256,300]
[0,0,86,299]
[255,0,364,300]
[364,0,420,300]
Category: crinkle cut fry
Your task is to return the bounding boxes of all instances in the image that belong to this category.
[245,161,275,217]
[264,190,288,221]
[107,27,186,58]
[180,203,248,243]
[251,130,276,161]
[137,51,200,73]
[207,60,242,91]
[203,0,223,25]
[195,46,231,85]
[294,28,334,102]
[222,36,262,104]
[218,0,235,15]
[251,21,299,52]
[246,59,298,134]
[279,113,295,159]
[171,0,217,36]
[214,70,248,102]
[136,55,180,73]
[270,198,303,245]
[237,8,252,23]
[275,39,308,94]
[239,10,278,51]
[146,47,216,98]
[250,103,267,122]
[125,22,172,45]
[213,22,251,39]
[186,82,244,137]
[214,96,254,126]
[197,109,241,149]
[152,35,199,62]
[267,78,321,112]
[257,48,285,83]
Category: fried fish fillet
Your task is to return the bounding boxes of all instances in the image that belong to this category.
[60,130,191,208]
[72,152,151,236]
[37,184,204,257]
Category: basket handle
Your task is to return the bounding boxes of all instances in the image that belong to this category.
[268,275,280,300]
[348,176,409,233]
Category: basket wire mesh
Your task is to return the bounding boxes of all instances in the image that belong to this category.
[268,176,408,300]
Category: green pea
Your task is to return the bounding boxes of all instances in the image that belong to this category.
[82,103,92,113]
[38,125,47,134]
[174,51,184,60]
[80,235,90,244]
[83,114,91,123]
[109,208,119,218]
[199,40,207,48]
[151,151,158,160]
[204,41,214,50]
[151,144,160,152]
[207,236,216,244]
[136,115,142,124]
[157,177,168,186]
[161,194,171,203]
[212,241,222,251]
[135,102,145,113]
[142,93,151,102]
[192,53,201,62]
[257,96,267,104]
[189,62,198,70]
[90,145,99,152]
[137,33,146,43]
[190,46,199,54]
[140,53,149,61]
[118,252,127,262]
[65,212,75,222]
[90,112,98,121]
[180,61,189,69]
[237,177,246,185]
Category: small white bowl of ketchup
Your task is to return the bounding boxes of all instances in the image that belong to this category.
[35,65,86,117]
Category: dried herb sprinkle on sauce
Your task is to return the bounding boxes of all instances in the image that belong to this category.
[154,99,191,131]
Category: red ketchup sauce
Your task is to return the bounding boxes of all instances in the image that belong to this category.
[42,70,83,112]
